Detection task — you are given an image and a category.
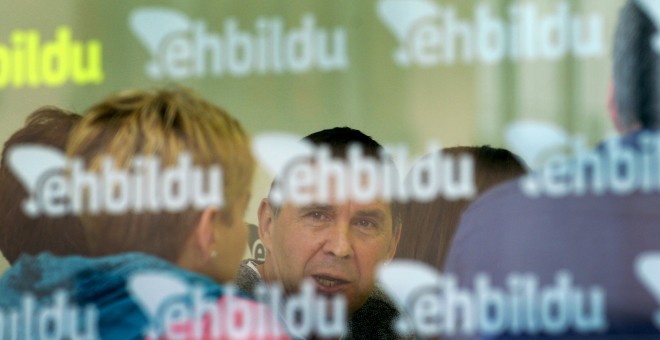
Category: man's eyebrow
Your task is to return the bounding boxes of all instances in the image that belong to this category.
[299,204,335,212]
[354,209,386,221]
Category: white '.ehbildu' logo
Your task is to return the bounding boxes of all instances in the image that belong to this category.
[6,144,224,217]
[376,0,604,67]
[129,7,192,79]
[7,144,68,217]
[504,120,570,169]
[636,0,660,54]
[378,260,607,337]
[251,132,314,178]
[635,252,660,328]
[127,272,189,338]
[128,7,349,80]
[127,272,295,339]
[377,0,440,66]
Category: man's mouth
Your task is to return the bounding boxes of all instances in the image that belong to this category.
[312,275,350,293]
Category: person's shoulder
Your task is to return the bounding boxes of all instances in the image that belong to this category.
[445,176,542,265]
[455,176,528,232]
[469,175,528,211]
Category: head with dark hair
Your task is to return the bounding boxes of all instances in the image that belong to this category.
[613,0,660,131]
[301,127,401,227]
[256,126,401,315]
[269,126,402,227]
[303,126,383,158]
[396,146,527,270]
[0,107,90,264]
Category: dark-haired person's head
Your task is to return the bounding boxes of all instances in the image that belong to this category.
[303,127,384,158]
[0,107,89,264]
[612,0,660,132]
[396,146,527,270]
[67,87,255,283]
[270,127,402,222]
[257,127,401,314]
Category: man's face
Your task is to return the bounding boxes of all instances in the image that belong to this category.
[259,198,400,314]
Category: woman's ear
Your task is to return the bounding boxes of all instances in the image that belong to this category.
[177,207,218,269]
[197,207,218,258]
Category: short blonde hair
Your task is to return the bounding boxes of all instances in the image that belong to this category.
[67,87,254,261]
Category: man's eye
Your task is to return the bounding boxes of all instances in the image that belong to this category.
[307,211,328,221]
[355,219,377,229]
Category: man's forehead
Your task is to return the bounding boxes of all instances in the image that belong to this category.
[349,200,391,217]
[270,146,399,224]
[281,200,393,220]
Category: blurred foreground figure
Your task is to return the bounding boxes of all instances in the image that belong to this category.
[396,146,526,270]
[444,1,660,337]
[0,88,288,339]
[0,107,89,263]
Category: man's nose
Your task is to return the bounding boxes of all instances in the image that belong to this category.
[323,222,353,259]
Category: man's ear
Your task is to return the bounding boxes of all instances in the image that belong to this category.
[257,198,274,251]
[386,224,402,261]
